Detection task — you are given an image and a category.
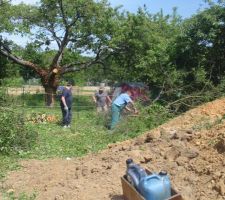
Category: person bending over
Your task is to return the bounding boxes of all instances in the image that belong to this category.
[110,89,138,130]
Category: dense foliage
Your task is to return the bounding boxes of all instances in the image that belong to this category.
[0,107,38,154]
[0,0,122,106]
[113,103,173,135]
[0,0,225,109]
[0,89,38,154]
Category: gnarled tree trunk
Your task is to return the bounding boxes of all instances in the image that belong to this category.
[44,86,57,107]
[41,70,60,107]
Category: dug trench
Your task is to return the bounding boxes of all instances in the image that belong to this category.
[1,98,225,200]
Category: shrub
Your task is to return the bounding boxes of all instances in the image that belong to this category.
[113,103,173,135]
[0,107,38,154]
[142,103,174,129]
[1,77,25,87]
[0,87,18,106]
[0,87,8,106]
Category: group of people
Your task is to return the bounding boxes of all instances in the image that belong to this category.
[59,81,138,130]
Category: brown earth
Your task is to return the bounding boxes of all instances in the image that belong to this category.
[1,98,225,200]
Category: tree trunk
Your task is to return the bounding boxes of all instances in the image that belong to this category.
[41,69,60,107]
[44,86,57,107]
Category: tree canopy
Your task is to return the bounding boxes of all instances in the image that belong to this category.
[0,0,225,109]
[0,0,121,105]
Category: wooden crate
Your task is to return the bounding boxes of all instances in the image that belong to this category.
[121,172,184,200]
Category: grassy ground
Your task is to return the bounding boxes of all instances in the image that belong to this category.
[0,96,134,174]
[0,94,172,200]
[16,107,133,159]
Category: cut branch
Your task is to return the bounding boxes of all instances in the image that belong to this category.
[166,95,205,108]
[151,81,165,104]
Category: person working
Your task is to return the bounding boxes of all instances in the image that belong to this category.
[60,80,73,128]
[110,89,138,129]
[92,86,112,113]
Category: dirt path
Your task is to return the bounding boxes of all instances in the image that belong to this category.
[2,98,225,200]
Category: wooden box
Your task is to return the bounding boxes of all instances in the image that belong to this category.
[121,171,184,200]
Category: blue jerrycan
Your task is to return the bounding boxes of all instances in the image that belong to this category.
[126,159,171,200]
[138,171,171,200]
[126,159,147,190]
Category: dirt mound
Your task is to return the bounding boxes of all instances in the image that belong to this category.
[2,98,225,200]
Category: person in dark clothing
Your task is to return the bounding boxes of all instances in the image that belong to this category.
[60,81,73,128]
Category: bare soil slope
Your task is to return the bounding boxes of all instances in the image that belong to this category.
[2,98,225,200]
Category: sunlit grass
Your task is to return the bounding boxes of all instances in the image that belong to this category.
[0,96,172,182]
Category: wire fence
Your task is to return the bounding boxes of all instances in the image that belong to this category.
[0,85,152,131]
[0,85,113,131]
[2,85,112,109]
[0,86,114,129]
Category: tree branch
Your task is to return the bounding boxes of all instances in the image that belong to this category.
[48,23,62,48]
[49,2,87,69]
[61,46,111,74]
[50,28,69,69]
[67,4,87,28]
[151,81,165,104]
[166,95,204,108]
[61,60,104,74]
[58,0,68,28]
[0,46,46,76]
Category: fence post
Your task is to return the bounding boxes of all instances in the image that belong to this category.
[77,86,80,119]
[22,86,25,107]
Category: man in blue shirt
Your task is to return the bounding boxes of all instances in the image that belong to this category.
[110,90,138,129]
[60,80,73,128]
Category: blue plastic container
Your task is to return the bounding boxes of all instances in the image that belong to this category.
[126,159,171,200]
[138,172,171,200]
[126,159,147,189]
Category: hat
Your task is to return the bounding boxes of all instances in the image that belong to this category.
[66,80,74,86]
[99,86,105,90]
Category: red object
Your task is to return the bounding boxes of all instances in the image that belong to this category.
[114,83,149,102]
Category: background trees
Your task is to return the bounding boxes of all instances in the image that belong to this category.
[167,2,225,110]
[174,4,225,85]
[0,0,225,110]
[0,0,120,105]
[107,8,182,95]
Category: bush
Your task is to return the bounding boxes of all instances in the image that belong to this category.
[0,87,19,106]
[0,107,38,154]
[0,87,9,106]
[113,103,173,135]
[142,103,174,129]
[0,77,25,87]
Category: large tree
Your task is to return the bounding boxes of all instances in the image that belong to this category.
[0,0,119,105]
[174,2,225,86]
[108,8,182,94]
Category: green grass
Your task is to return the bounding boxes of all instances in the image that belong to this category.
[0,155,20,180]
[12,107,141,159]
[0,95,173,198]
[1,191,37,200]
[25,104,171,158]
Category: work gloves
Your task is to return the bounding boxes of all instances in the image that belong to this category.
[64,106,69,111]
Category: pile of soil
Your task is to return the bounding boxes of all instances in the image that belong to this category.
[1,98,225,200]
